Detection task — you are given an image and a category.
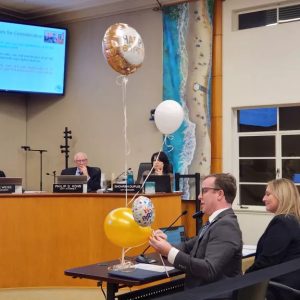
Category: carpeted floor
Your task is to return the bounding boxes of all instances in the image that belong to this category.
[0,287,107,300]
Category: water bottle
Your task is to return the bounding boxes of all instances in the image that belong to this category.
[127,169,134,185]
[101,173,107,190]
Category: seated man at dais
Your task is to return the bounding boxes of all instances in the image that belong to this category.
[61,152,101,192]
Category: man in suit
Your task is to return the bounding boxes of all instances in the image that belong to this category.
[149,173,242,295]
[0,170,5,177]
[61,152,101,192]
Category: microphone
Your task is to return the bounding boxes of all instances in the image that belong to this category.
[192,210,204,219]
[135,210,188,264]
[46,171,57,184]
[21,146,31,151]
[160,210,187,232]
[46,171,56,177]
[114,168,131,182]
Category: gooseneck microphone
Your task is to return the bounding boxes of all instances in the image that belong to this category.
[135,210,188,264]
[21,145,47,191]
[113,168,131,182]
[46,171,57,184]
[159,210,188,233]
[21,146,31,151]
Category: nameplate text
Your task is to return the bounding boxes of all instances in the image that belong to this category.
[0,184,15,193]
[113,184,142,193]
[53,184,83,193]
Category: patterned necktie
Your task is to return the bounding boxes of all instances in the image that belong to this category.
[198,221,210,239]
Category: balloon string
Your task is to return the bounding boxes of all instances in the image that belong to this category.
[121,247,125,265]
[165,134,174,152]
[159,254,170,277]
[127,135,168,207]
[117,75,131,206]
[120,228,154,260]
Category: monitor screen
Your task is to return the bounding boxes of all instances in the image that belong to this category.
[160,225,186,244]
[0,21,67,95]
[0,177,22,185]
[143,174,171,193]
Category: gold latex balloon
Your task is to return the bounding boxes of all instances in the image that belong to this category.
[102,23,145,75]
[104,207,152,248]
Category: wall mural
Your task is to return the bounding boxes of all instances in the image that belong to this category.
[163,0,214,199]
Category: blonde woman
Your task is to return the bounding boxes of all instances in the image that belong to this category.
[246,178,300,300]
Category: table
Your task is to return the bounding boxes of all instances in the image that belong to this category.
[65,254,184,300]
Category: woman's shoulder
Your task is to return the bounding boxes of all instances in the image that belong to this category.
[271,214,300,230]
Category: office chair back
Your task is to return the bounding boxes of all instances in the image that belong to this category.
[136,162,152,183]
[175,173,201,232]
[233,280,269,300]
[268,281,300,298]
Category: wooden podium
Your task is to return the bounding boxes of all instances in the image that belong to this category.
[0,192,182,288]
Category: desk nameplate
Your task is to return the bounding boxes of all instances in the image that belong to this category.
[113,184,142,193]
[53,184,84,193]
[0,184,15,193]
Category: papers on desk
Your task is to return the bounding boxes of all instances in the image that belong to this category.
[108,264,174,280]
[243,245,257,257]
[135,263,174,273]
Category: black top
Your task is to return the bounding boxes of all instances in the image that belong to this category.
[246,214,300,299]
[0,170,5,177]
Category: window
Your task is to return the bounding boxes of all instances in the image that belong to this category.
[237,3,300,30]
[236,106,300,207]
[238,9,277,30]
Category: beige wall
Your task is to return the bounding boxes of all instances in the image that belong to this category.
[0,8,164,191]
[223,0,300,243]
[0,95,27,180]
[1,1,288,244]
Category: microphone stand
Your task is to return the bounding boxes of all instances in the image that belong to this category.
[136,210,188,264]
[113,168,131,183]
[21,146,47,191]
[60,127,72,169]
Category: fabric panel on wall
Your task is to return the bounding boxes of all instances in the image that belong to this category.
[162,0,214,199]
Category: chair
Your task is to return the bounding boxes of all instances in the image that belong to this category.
[136,162,152,184]
[235,280,300,300]
[233,280,269,300]
[175,173,201,233]
[268,281,300,298]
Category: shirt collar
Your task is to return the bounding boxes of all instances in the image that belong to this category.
[209,207,230,223]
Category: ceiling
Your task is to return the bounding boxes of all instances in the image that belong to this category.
[0,0,179,23]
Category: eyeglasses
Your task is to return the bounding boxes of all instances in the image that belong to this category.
[75,159,87,163]
[201,187,221,194]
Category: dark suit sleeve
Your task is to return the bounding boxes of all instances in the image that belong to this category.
[87,167,101,192]
[174,215,242,284]
[61,169,67,175]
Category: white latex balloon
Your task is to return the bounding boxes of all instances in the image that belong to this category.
[154,100,184,134]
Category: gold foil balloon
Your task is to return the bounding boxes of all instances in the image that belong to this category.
[104,207,152,248]
[102,23,145,75]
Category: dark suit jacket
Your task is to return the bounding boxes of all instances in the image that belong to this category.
[246,214,300,300]
[0,170,5,177]
[61,166,101,192]
[174,208,243,289]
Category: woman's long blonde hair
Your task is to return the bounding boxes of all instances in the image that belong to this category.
[268,178,300,220]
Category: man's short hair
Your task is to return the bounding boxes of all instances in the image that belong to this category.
[204,173,237,204]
